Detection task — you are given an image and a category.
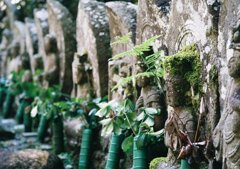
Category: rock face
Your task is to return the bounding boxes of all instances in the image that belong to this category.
[47,0,76,94]
[0,149,64,169]
[106,1,137,101]
[76,0,111,98]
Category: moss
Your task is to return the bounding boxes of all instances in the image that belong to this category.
[149,157,167,169]
[164,44,201,90]
[164,44,202,107]
[209,65,218,82]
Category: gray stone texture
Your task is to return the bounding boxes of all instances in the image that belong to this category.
[77,0,111,98]
[47,0,76,94]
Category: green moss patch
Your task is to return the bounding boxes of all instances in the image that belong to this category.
[164,44,202,91]
[149,157,167,169]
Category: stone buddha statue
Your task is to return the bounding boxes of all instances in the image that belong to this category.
[164,71,196,163]
[213,23,240,169]
[135,60,166,131]
[72,53,93,100]
[42,34,59,87]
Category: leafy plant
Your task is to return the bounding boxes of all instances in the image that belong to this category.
[96,99,164,154]
[110,34,165,93]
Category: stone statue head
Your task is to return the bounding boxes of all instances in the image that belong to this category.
[165,73,190,107]
[135,60,151,87]
[44,34,58,54]
[229,25,240,78]
[72,53,88,84]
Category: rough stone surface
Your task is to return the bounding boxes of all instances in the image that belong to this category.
[106,1,137,101]
[47,0,76,94]
[0,119,16,140]
[0,149,64,169]
[25,18,43,75]
[34,8,49,66]
[77,0,111,98]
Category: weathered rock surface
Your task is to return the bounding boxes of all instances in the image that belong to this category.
[106,1,137,101]
[77,0,111,98]
[0,149,64,169]
[47,0,76,94]
[0,119,16,141]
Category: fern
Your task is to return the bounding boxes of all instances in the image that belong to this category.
[110,35,164,91]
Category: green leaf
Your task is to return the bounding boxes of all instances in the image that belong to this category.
[121,135,133,154]
[101,121,114,137]
[144,107,159,115]
[99,118,112,126]
[95,106,110,118]
[143,117,154,127]
[136,112,145,121]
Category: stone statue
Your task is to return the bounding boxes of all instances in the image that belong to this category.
[213,24,240,169]
[42,34,59,87]
[164,73,196,162]
[8,40,23,74]
[72,53,93,100]
[135,61,166,131]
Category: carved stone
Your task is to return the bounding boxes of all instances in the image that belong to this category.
[135,61,166,131]
[25,18,43,75]
[213,20,240,169]
[47,0,76,94]
[106,1,137,101]
[34,8,49,64]
[72,53,93,100]
[42,34,59,87]
[136,0,171,50]
[77,0,111,98]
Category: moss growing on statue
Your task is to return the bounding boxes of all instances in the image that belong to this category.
[149,157,167,169]
[164,44,202,107]
[209,65,218,82]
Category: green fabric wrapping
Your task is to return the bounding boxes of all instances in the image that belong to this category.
[37,115,49,142]
[105,134,123,169]
[2,90,15,118]
[16,99,30,124]
[52,113,64,154]
[181,159,191,169]
[24,106,32,132]
[79,129,93,169]
[133,136,148,169]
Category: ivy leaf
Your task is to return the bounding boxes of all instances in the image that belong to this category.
[121,135,133,154]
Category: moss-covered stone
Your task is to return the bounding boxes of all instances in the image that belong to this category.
[164,44,201,90]
[149,157,167,169]
[164,44,202,107]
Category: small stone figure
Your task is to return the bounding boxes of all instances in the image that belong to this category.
[42,34,59,87]
[72,53,93,100]
[213,24,240,169]
[135,61,166,131]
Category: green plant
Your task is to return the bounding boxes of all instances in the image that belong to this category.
[110,35,165,92]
